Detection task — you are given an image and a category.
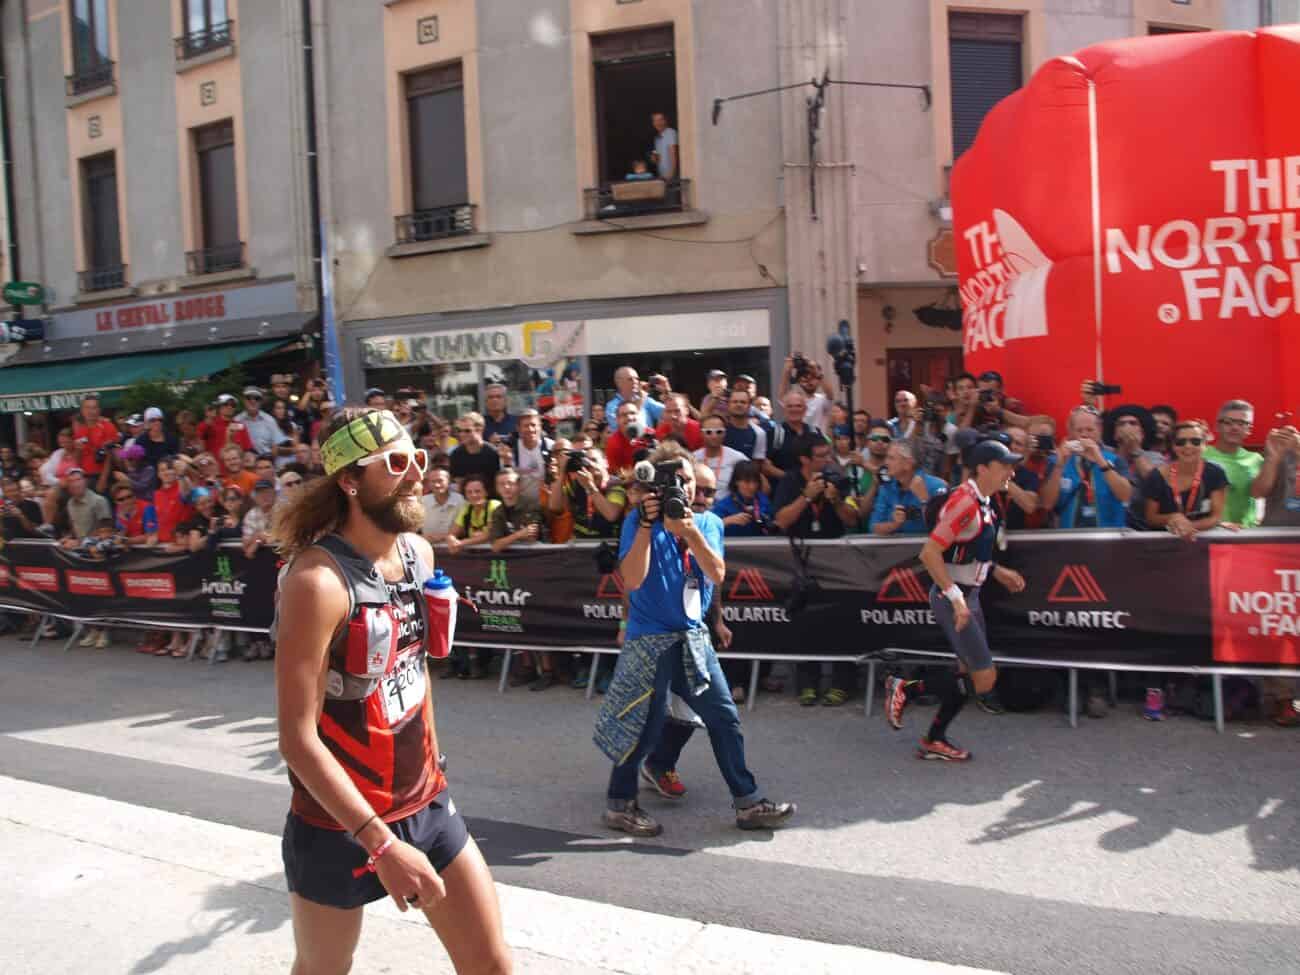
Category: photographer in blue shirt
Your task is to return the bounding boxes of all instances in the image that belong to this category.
[594,441,796,837]
[870,441,948,535]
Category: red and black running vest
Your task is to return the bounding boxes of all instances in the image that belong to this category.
[284,532,446,829]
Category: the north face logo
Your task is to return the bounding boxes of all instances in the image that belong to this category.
[877,567,929,604]
[728,569,774,602]
[960,209,1052,353]
[1047,565,1107,603]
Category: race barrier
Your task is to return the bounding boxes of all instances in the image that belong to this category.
[2,530,1298,668]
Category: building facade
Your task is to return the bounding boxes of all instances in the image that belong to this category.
[320,0,787,427]
[0,0,318,442]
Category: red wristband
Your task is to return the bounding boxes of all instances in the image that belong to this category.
[352,836,395,878]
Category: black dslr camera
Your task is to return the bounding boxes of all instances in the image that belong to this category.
[564,449,591,472]
[790,352,811,381]
[634,460,690,521]
[819,465,853,496]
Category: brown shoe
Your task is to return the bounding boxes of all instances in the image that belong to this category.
[602,801,662,837]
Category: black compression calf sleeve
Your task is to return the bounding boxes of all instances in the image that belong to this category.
[927,672,970,742]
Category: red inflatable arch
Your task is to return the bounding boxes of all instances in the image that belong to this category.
[953,27,1300,435]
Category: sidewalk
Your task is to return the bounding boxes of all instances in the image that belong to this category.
[1,775,1003,975]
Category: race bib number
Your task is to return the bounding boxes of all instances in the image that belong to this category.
[381,651,426,725]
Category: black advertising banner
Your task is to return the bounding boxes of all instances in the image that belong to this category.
[0,539,279,629]
[4,531,1297,669]
[440,530,1300,669]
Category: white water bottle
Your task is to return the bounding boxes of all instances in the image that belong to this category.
[423,570,458,660]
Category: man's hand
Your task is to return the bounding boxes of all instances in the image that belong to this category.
[445,536,463,554]
[1080,438,1106,466]
[1116,427,1143,456]
[640,495,662,523]
[909,474,930,502]
[1265,426,1300,458]
[823,482,842,504]
[374,837,447,913]
[952,599,972,632]
[495,442,513,465]
[891,505,908,526]
[802,478,827,501]
[723,512,753,527]
[574,468,598,493]
[715,619,733,650]
[663,509,696,539]
[994,566,1026,593]
[1079,380,1098,407]
[1166,513,1197,540]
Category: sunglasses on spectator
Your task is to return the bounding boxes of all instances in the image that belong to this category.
[357,447,430,476]
[702,428,726,435]
[1174,437,1204,447]
[868,434,892,443]
[696,486,717,497]
[1219,417,1251,427]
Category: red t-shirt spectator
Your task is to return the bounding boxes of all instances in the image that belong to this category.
[72,418,121,475]
[152,482,194,543]
[199,417,254,461]
[655,418,704,451]
[604,431,653,474]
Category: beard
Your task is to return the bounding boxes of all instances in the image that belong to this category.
[359,484,424,534]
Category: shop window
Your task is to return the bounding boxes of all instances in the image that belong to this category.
[176,0,233,61]
[949,12,1022,160]
[189,119,244,275]
[79,152,125,293]
[67,0,114,96]
[397,62,475,244]
[585,25,689,220]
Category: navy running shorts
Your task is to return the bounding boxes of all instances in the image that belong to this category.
[282,792,469,910]
[929,584,995,673]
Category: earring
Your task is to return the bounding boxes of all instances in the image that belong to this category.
[349,489,357,496]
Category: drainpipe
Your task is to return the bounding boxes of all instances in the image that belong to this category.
[0,6,21,285]
[299,0,344,398]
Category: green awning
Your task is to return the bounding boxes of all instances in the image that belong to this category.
[0,339,288,414]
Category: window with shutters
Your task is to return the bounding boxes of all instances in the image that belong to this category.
[188,120,244,275]
[396,61,475,243]
[79,152,125,292]
[584,25,689,219]
[948,12,1023,160]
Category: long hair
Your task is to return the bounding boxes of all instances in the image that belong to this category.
[270,406,375,559]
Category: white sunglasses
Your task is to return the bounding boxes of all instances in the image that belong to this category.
[356,446,429,477]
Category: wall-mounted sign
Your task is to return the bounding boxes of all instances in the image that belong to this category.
[0,392,85,415]
[200,80,217,106]
[418,15,438,43]
[88,115,102,139]
[4,281,45,306]
[52,279,298,339]
[363,323,529,369]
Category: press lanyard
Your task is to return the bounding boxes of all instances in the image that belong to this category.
[1164,459,1205,515]
[679,539,693,577]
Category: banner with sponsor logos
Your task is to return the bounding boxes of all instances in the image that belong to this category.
[439,531,1300,669]
[0,540,278,629]
[3,532,1296,669]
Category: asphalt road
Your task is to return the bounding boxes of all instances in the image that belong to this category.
[1,634,1297,974]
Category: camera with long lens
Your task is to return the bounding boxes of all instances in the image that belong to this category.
[922,393,946,424]
[564,449,591,472]
[633,460,690,521]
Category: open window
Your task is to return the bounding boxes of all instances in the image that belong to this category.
[396,61,475,243]
[79,152,125,292]
[586,25,688,220]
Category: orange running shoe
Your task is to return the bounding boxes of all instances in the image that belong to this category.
[640,763,687,799]
[917,737,972,762]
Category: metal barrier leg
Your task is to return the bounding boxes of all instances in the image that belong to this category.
[63,623,84,653]
[1213,673,1225,734]
[497,650,512,694]
[864,659,877,718]
[585,656,600,702]
[1107,670,1118,707]
[1068,669,1079,729]
[747,659,759,713]
[208,629,223,667]
[185,630,201,662]
[31,615,49,649]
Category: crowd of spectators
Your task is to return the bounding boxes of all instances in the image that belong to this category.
[2,359,1297,723]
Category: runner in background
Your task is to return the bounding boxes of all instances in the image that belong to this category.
[884,440,1027,762]
[272,406,511,975]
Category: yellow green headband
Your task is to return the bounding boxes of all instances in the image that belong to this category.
[321,410,409,476]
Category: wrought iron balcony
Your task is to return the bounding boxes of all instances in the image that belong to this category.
[186,242,245,276]
[175,19,235,61]
[583,178,691,221]
[65,60,115,97]
[78,264,127,293]
[395,204,477,244]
